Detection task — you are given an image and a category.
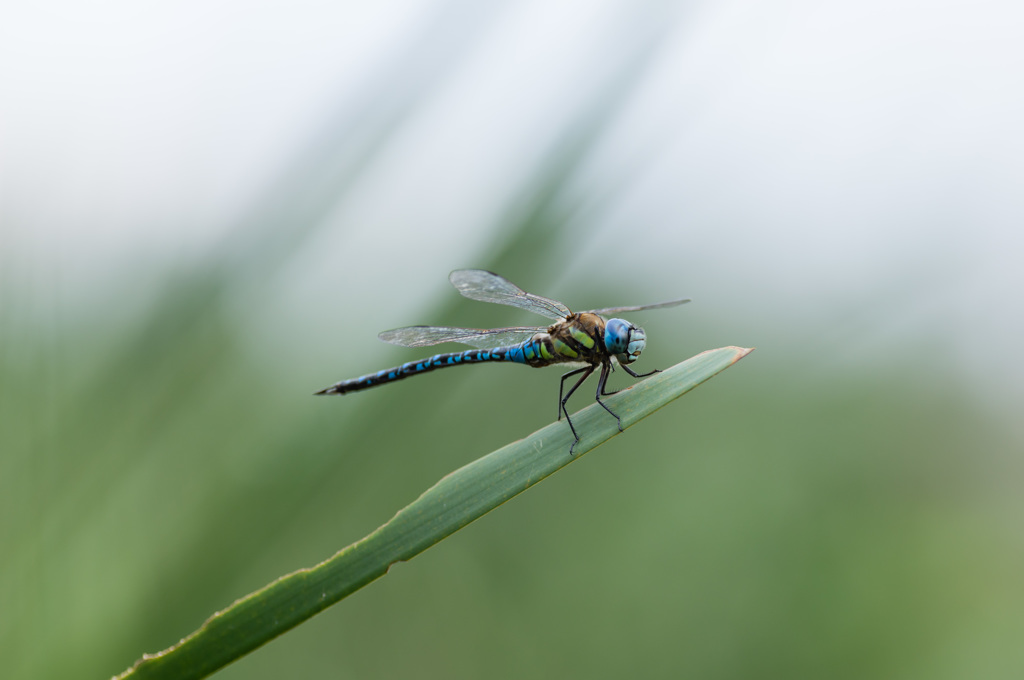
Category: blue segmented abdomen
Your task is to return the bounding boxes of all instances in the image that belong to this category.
[315,340,544,395]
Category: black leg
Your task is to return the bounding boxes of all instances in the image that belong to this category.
[599,365,620,396]
[621,364,659,379]
[558,366,592,421]
[601,361,656,397]
[560,365,595,454]
[594,363,623,432]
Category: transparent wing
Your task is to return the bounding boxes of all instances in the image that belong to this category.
[379,325,544,349]
[585,298,691,316]
[449,269,571,320]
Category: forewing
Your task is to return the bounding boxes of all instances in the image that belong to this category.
[449,269,571,320]
[378,325,543,349]
[585,298,691,316]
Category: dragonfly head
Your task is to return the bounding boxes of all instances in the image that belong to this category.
[604,318,646,364]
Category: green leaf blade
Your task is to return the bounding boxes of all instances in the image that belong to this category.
[118,346,752,680]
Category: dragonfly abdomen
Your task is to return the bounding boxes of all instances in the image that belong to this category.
[316,344,535,395]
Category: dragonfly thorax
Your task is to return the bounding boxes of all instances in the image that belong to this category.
[604,318,646,365]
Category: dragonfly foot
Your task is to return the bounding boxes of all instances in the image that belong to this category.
[621,365,660,379]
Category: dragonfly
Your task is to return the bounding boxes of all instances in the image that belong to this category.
[315,269,689,453]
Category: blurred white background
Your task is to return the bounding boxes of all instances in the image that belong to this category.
[4,1,1022,410]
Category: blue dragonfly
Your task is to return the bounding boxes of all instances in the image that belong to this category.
[316,270,689,453]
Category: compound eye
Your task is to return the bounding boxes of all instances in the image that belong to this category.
[604,318,632,355]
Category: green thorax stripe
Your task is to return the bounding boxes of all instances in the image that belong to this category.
[568,325,596,349]
[551,338,579,359]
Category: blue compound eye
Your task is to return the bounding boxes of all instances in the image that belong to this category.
[604,318,632,354]
[606,319,646,364]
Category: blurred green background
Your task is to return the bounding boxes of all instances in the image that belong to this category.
[3,2,1023,678]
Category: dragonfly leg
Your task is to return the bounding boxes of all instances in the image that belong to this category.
[594,363,623,432]
[603,360,659,397]
[558,366,593,421]
[600,363,621,397]
[621,364,659,379]
[560,365,596,454]
[600,362,620,394]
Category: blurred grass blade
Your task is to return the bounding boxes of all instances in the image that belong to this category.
[118,346,753,680]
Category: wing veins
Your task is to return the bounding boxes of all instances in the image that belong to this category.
[585,298,691,316]
[449,269,571,320]
[379,325,544,349]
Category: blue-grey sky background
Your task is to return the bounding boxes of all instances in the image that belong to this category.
[4,2,1021,417]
